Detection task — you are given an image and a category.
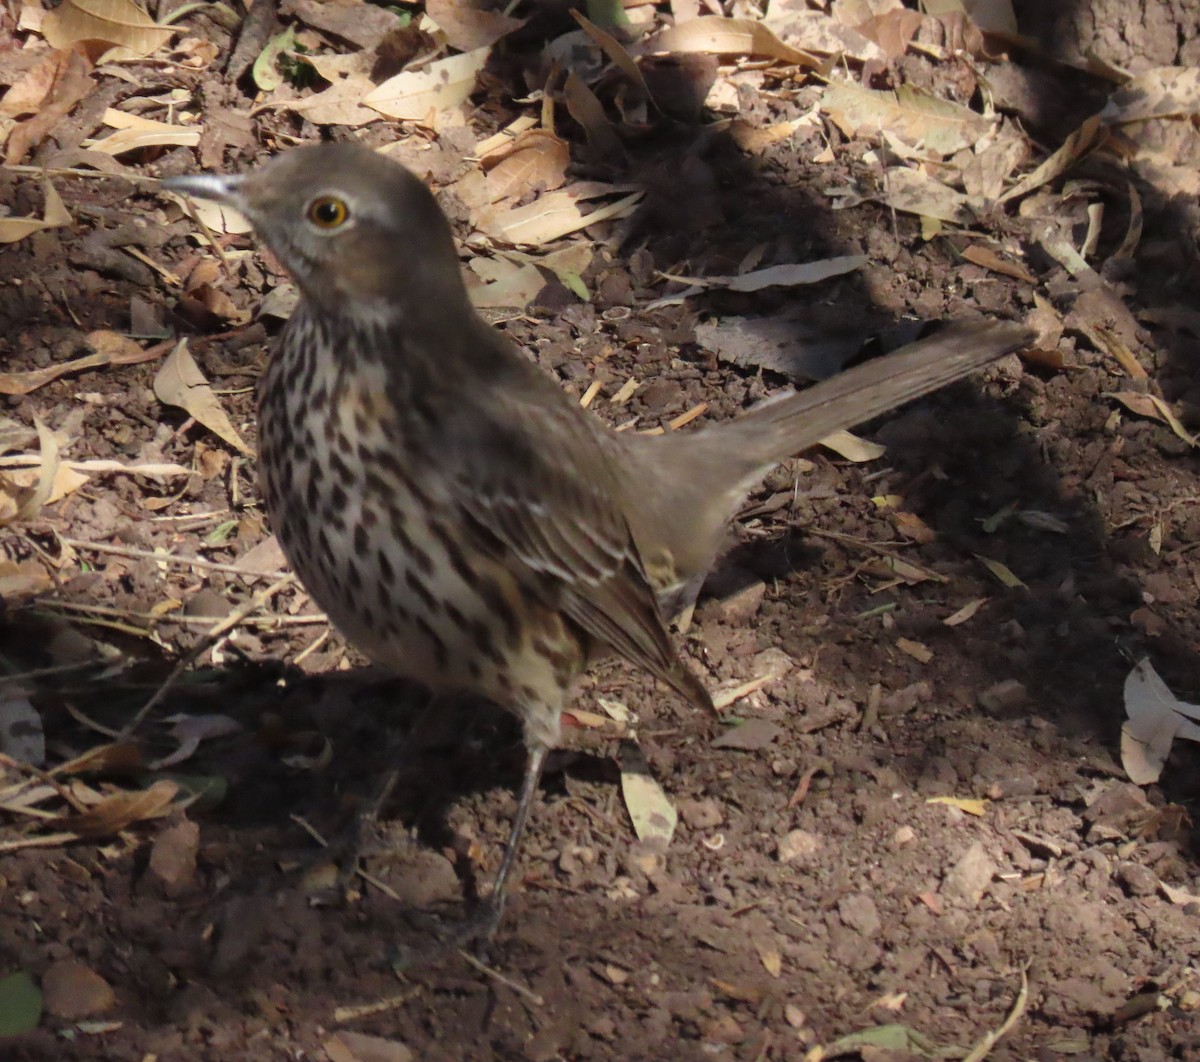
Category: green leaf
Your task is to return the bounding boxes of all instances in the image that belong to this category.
[0,971,43,1038]
[558,271,590,301]
[584,0,630,30]
[252,25,297,93]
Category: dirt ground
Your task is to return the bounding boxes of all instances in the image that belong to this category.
[1,1,1199,1060]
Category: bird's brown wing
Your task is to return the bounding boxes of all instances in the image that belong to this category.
[440,391,712,710]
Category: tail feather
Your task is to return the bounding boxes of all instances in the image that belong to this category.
[715,320,1031,472]
[618,319,1032,610]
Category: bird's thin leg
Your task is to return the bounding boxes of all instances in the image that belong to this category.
[479,739,548,935]
[391,740,548,968]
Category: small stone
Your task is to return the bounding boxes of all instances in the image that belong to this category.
[777,829,821,864]
[324,1030,414,1062]
[714,581,766,624]
[892,825,917,846]
[678,797,723,829]
[184,588,231,619]
[149,818,200,894]
[1115,861,1158,897]
[42,960,115,1019]
[942,842,997,907]
[837,893,882,937]
[977,679,1028,714]
[712,718,782,750]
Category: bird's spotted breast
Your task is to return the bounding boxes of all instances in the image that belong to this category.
[257,309,582,747]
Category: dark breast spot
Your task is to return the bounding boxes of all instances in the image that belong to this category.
[404,568,437,612]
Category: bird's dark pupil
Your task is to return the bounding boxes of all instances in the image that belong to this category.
[315,200,341,223]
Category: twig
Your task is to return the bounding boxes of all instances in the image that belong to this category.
[457,950,545,1006]
[61,699,123,739]
[962,964,1030,1062]
[293,629,330,666]
[118,573,296,739]
[0,753,89,813]
[0,660,109,684]
[290,814,329,847]
[33,599,326,629]
[59,536,288,579]
[0,831,81,852]
[356,866,402,902]
[333,988,420,1024]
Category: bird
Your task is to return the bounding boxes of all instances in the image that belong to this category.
[163,142,1030,947]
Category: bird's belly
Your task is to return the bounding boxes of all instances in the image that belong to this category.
[258,389,581,738]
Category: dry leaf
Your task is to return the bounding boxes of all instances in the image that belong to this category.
[0,335,166,395]
[280,55,380,128]
[0,178,72,244]
[960,243,1036,283]
[874,166,973,225]
[151,714,242,770]
[4,47,94,165]
[467,257,545,309]
[0,418,61,526]
[646,16,820,67]
[0,46,66,118]
[363,46,491,123]
[763,3,888,62]
[43,0,174,62]
[563,71,624,158]
[822,81,995,158]
[712,718,783,750]
[426,0,523,52]
[896,637,932,663]
[819,430,885,462]
[665,254,866,294]
[1121,658,1200,785]
[148,817,199,892]
[692,315,863,380]
[975,555,1026,589]
[166,190,253,236]
[1099,66,1200,126]
[998,115,1107,204]
[943,598,986,626]
[89,108,200,155]
[0,559,53,600]
[1106,392,1198,447]
[290,0,403,50]
[475,185,643,246]
[482,130,570,202]
[325,1030,415,1062]
[890,510,936,543]
[620,740,676,848]
[60,779,179,837]
[756,940,783,978]
[0,687,44,765]
[152,340,252,454]
[927,795,989,816]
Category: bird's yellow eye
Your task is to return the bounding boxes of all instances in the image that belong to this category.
[306,195,349,229]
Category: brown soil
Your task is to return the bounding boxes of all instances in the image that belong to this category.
[1,3,1198,1061]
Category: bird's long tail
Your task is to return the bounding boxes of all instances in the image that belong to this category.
[709,320,1030,473]
[618,319,1032,613]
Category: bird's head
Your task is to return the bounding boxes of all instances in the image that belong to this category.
[163,143,471,322]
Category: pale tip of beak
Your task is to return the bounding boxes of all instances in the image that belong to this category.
[160,172,247,207]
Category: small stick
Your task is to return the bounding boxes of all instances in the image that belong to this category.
[457,950,545,1007]
[59,536,288,579]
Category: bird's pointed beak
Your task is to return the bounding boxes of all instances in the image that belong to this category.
[160,172,248,209]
